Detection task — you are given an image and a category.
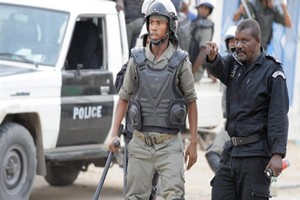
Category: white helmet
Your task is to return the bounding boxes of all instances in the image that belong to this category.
[142,0,178,16]
[224,25,237,51]
[224,25,237,42]
[141,0,155,15]
[145,0,178,33]
[182,0,190,4]
[195,0,215,9]
[145,0,178,46]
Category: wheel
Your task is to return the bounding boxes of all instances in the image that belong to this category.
[0,122,36,200]
[44,163,80,186]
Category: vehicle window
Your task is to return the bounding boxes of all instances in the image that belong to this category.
[0,3,68,66]
[65,17,104,70]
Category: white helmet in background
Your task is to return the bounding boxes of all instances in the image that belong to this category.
[224,25,237,42]
[195,0,215,10]
[224,25,237,51]
[182,0,190,5]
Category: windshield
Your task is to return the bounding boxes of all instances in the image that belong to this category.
[0,3,69,66]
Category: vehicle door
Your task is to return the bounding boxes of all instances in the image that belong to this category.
[57,16,115,147]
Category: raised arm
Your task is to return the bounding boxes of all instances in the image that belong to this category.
[281,2,292,27]
[205,41,219,62]
[232,4,245,22]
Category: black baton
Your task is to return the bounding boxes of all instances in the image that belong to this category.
[92,124,124,200]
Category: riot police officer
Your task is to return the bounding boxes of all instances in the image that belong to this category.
[109,0,198,199]
[189,0,216,83]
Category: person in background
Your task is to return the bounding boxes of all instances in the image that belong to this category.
[171,0,192,51]
[204,18,289,199]
[232,0,292,50]
[110,0,198,199]
[189,0,216,83]
[205,25,236,173]
[115,0,144,52]
[181,0,197,21]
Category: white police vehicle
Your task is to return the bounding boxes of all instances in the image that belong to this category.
[0,0,128,199]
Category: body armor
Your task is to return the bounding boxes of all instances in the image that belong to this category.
[127,47,188,134]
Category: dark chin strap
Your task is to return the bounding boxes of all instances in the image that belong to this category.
[150,32,169,46]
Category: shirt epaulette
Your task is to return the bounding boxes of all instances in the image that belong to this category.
[265,54,281,65]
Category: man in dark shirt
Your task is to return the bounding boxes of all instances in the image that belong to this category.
[204,19,289,199]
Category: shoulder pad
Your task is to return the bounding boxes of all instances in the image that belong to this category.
[131,47,146,67]
[265,54,281,64]
[272,71,286,79]
[169,49,188,69]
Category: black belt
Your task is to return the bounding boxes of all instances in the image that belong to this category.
[231,133,263,146]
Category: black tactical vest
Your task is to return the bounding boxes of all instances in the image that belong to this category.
[127,47,188,134]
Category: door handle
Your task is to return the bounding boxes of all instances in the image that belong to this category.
[100,86,110,95]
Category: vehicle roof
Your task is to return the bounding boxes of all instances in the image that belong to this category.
[0,0,117,15]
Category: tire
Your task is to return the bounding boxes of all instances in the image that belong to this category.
[0,122,37,200]
[44,163,80,186]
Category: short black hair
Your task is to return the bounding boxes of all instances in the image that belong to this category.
[237,18,261,39]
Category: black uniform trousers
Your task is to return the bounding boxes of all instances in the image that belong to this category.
[211,148,271,200]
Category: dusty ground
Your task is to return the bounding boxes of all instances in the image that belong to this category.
[30,140,300,200]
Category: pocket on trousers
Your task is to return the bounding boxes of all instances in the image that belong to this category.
[251,183,270,199]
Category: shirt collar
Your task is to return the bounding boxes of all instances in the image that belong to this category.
[252,47,265,66]
[145,42,175,64]
[244,47,265,71]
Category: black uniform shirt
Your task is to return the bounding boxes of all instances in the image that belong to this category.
[204,49,289,157]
